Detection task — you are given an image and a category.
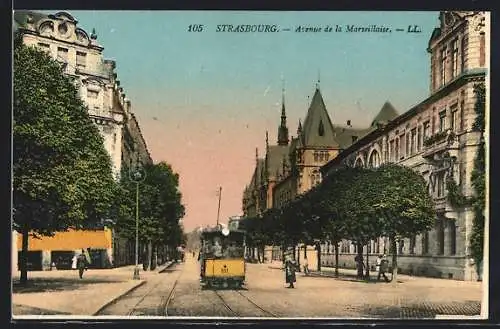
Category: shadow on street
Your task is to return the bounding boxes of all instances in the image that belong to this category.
[12,277,125,294]
[308,272,403,284]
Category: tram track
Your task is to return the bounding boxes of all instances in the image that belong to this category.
[127,264,184,316]
[212,288,278,318]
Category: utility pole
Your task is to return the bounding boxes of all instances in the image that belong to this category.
[216,186,222,226]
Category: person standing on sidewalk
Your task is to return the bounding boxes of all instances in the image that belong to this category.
[376,254,390,282]
[77,251,88,279]
[303,257,310,276]
[285,259,297,288]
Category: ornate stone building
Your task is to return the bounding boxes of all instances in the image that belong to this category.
[242,82,395,267]
[13,11,152,271]
[320,11,487,281]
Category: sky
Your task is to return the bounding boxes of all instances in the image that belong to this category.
[45,11,440,231]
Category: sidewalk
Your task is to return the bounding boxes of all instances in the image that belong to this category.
[12,261,176,316]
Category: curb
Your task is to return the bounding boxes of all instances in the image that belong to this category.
[93,280,147,316]
[93,261,176,315]
[158,261,176,273]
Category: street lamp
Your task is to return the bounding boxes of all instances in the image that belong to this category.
[129,162,146,280]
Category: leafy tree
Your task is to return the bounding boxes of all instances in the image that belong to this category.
[115,162,185,269]
[470,82,486,279]
[373,164,435,283]
[13,39,117,283]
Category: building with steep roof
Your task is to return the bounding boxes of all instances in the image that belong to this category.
[242,80,399,266]
[13,11,152,271]
[320,11,487,281]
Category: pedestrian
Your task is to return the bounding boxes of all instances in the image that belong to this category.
[76,250,88,279]
[285,259,297,288]
[376,254,390,282]
[303,257,310,276]
[71,254,78,270]
[354,254,365,279]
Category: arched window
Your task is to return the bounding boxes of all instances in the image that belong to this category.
[354,158,364,168]
[368,150,381,168]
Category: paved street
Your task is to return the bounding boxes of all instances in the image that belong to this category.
[94,254,482,319]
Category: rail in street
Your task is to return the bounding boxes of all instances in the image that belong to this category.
[93,255,482,319]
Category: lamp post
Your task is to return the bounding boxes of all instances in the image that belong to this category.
[129,162,146,280]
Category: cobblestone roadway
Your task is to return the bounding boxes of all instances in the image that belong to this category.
[99,255,482,319]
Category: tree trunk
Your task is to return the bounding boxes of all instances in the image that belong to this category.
[391,238,398,284]
[334,241,339,277]
[316,242,321,272]
[303,244,307,259]
[296,244,300,271]
[260,245,265,263]
[365,243,370,279]
[20,224,29,284]
[356,242,363,278]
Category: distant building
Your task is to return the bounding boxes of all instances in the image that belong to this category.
[13,11,152,271]
[320,11,487,281]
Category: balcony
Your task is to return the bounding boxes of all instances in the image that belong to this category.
[421,129,459,159]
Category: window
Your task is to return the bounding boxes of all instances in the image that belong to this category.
[409,235,416,255]
[460,101,465,131]
[437,219,445,255]
[400,134,405,158]
[439,110,446,132]
[422,231,429,255]
[417,126,422,151]
[76,51,87,69]
[369,150,381,168]
[451,106,458,132]
[37,42,50,52]
[423,121,430,139]
[449,221,457,255]
[405,133,410,157]
[389,140,395,162]
[479,33,485,67]
[411,128,417,155]
[440,48,447,86]
[395,138,399,161]
[437,173,445,197]
[57,47,68,62]
[398,239,404,254]
[461,38,466,72]
[87,89,99,99]
[451,38,459,78]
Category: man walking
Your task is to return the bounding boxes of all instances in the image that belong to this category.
[76,250,88,279]
[285,259,297,288]
[376,254,390,282]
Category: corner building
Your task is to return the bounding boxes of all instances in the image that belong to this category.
[12,11,152,271]
[320,11,487,281]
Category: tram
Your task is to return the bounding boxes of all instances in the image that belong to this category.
[199,224,246,288]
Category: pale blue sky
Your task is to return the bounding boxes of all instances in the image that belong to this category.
[37,11,441,230]
[60,11,438,128]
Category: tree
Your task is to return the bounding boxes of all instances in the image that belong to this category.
[115,162,185,269]
[13,39,117,283]
[373,164,435,283]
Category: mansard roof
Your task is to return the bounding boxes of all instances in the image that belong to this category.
[301,87,339,148]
